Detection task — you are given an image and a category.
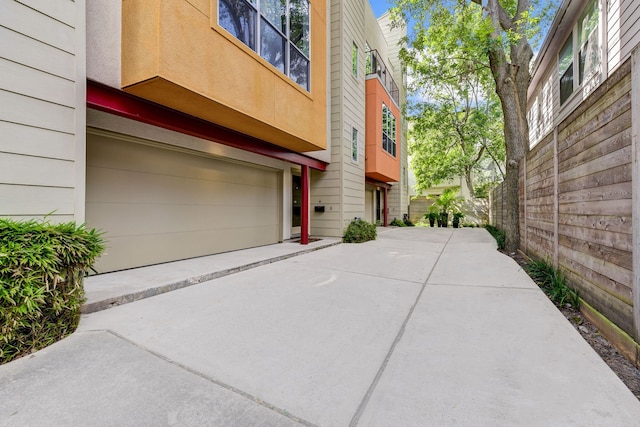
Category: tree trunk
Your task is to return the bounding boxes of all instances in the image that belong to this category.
[464,166,475,198]
[485,0,532,252]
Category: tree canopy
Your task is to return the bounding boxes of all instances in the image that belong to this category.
[393,0,556,251]
[405,4,505,198]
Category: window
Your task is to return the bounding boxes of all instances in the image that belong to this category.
[557,0,599,105]
[382,104,396,157]
[219,0,311,91]
[558,35,573,105]
[578,0,599,85]
[352,43,358,78]
[351,127,358,162]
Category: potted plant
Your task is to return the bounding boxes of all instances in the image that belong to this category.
[430,188,464,229]
[452,211,465,228]
[426,205,439,227]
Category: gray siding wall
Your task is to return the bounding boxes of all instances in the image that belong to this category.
[312,0,366,237]
[0,0,85,222]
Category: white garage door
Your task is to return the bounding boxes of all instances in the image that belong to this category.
[86,133,281,273]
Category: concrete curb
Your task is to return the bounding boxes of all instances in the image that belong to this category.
[82,240,342,314]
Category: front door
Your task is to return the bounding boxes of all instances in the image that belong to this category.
[291,174,301,236]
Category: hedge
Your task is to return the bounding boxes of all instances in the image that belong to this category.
[343,219,377,243]
[0,219,105,364]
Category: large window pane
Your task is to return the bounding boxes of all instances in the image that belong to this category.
[558,36,573,105]
[352,128,358,162]
[352,43,358,77]
[289,44,309,90]
[219,0,256,50]
[220,0,311,92]
[578,0,599,84]
[289,0,310,57]
[261,19,285,72]
[261,0,286,33]
[560,64,574,105]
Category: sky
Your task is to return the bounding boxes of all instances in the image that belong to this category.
[368,0,394,18]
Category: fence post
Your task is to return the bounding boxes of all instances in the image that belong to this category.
[523,155,527,254]
[553,127,559,269]
[631,47,640,342]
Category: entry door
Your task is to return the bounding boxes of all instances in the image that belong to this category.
[291,174,301,236]
[375,189,382,223]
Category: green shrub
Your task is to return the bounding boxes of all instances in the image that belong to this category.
[390,218,406,227]
[403,217,414,227]
[484,224,505,250]
[525,258,580,309]
[0,219,105,364]
[343,219,377,243]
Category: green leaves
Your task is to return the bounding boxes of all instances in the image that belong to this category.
[343,219,377,243]
[0,219,105,364]
[398,2,506,197]
[525,258,581,309]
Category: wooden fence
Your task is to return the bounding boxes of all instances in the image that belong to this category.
[491,56,639,362]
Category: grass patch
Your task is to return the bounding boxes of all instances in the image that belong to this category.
[525,258,580,309]
[484,224,505,250]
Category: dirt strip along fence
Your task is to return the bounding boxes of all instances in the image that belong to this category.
[490,57,639,362]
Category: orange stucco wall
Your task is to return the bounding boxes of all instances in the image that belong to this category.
[122,0,327,153]
[365,78,400,182]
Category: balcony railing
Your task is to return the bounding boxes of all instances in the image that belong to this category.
[366,49,400,105]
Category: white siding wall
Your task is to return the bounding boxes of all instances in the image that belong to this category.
[0,0,85,222]
[528,69,555,147]
[341,0,367,226]
[311,0,366,237]
[377,12,409,219]
[530,0,640,144]
[608,0,640,75]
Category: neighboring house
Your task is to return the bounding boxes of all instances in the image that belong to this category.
[407,173,472,224]
[0,0,407,273]
[496,0,640,363]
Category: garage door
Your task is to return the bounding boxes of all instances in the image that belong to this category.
[86,133,281,273]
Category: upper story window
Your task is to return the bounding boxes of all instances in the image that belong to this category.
[382,104,396,157]
[351,127,358,162]
[558,0,599,105]
[219,0,311,91]
[352,42,358,78]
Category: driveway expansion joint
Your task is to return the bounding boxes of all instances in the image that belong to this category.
[101,330,318,427]
[348,230,455,426]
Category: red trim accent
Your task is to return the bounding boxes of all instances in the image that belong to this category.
[86,80,327,171]
[383,187,389,227]
[301,165,309,245]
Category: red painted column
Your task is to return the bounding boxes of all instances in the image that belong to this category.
[301,165,309,245]
[383,187,389,227]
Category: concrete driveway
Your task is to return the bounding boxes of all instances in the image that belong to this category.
[1,227,639,426]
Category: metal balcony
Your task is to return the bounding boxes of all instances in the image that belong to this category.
[366,49,400,106]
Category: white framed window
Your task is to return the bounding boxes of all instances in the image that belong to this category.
[558,0,599,105]
[219,0,311,91]
[382,103,396,157]
[352,42,358,78]
[351,127,358,162]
